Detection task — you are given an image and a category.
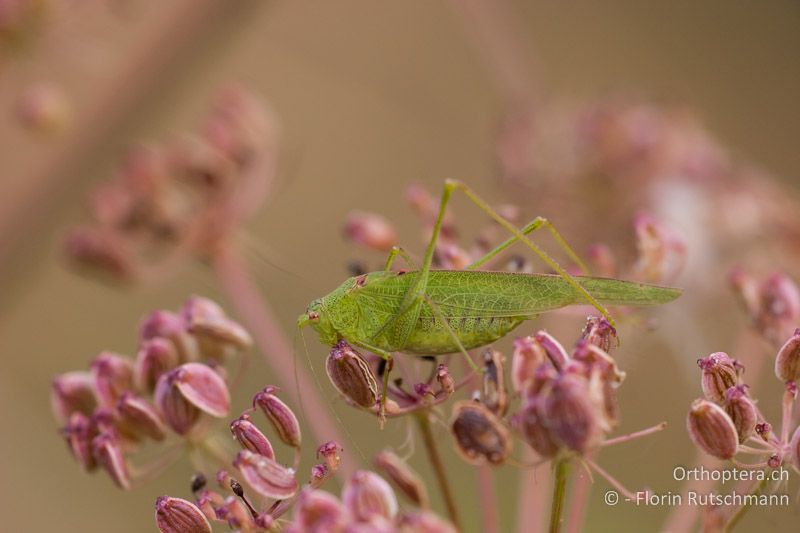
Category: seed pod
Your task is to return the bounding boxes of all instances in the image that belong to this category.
[155,496,212,533]
[697,352,742,403]
[343,211,397,251]
[775,329,800,383]
[90,352,134,408]
[254,386,301,448]
[292,488,350,533]
[516,397,559,458]
[171,363,230,417]
[230,413,275,459]
[511,336,546,393]
[450,401,511,465]
[117,392,167,441]
[51,371,97,424]
[481,348,509,416]
[139,310,197,362]
[374,450,429,508]
[135,337,179,393]
[723,386,757,444]
[533,331,569,371]
[687,399,739,460]
[61,412,98,471]
[342,470,399,522]
[92,430,131,490]
[234,450,298,499]
[215,496,251,529]
[154,371,200,435]
[540,373,605,454]
[326,341,378,409]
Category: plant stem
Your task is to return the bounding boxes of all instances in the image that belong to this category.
[549,458,569,533]
[478,465,499,533]
[211,241,355,478]
[415,410,461,530]
[724,477,767,532]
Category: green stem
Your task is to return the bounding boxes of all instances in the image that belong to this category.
[415,410,461,530]
[549,459,569,533]
[724,477,767,532]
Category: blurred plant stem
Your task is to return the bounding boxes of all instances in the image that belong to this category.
[211,241,355,478]
[415,409,461,530]
[724,477,767,532]
[478,465,499,533]
[565,453,593,533]
[549,459,569,533]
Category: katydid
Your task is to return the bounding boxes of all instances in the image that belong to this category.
[298,180,681,416]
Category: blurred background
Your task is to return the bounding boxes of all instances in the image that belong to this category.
[1,1,799,531]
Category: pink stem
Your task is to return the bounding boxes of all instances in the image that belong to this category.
[478,465,499,533]
[587,459,636,501]
[211,242,355,478]
[780,386,795,445]
[565,457,592,533]
[516,448,549,533]
[601,422,668,447]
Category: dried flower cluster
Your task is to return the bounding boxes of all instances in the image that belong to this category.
[688,334,800,472]
[155,384,455,532]
[64,86,276,283]
[52,296,251,488]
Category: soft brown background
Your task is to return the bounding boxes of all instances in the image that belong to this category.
[1,1,799,531]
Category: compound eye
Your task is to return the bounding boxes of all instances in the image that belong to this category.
[308,311,320,321]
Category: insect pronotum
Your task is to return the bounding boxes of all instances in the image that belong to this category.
[298,179,681,418]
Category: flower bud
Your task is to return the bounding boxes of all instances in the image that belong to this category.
[540,373,605,454]
[155,496,212,533]
[61,412,98,471]
[135,337,179,392]
[723,386,757,444]
[326,341,378,409]
[481,348,508,416]
[90,352,134,408]
[687,399,739,460]
[234,450,298,499]
[189,315,253,359]
[511,336,546,393]
[215,496,251,529]
[757,273,800,343]
[374,450,428,508]
[398,511,457,533]
[697,352,742,403]
[450,401,511,465]
[92,430,131,489]
[117,392,167,441]
[344,211,397,251]
[632,213,686,284]
[51,371,97,423]
[63,227,135,282]
[291,488,350,532]
[254,386,301,448]
[230,413,275,459]
[342,470,398,522]
[775,329,800,383]
[436,364,455,395]
[317,441,343,474]
[581,316,617,353]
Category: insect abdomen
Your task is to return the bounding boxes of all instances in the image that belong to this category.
[402,314,524,355]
